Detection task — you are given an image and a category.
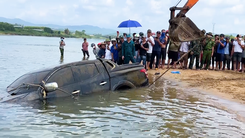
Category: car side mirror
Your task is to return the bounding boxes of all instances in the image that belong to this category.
[44,82,58,92]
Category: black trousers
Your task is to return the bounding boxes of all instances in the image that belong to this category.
[223,54,230,70]
[149,51,161,69]
[189,54,200,69]
[82,50,89,57]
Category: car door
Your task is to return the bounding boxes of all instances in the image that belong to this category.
[71,62,110,95]
[46,67,79,98]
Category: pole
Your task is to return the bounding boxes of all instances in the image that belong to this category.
[212,23,215,34]
[148,42,200,87]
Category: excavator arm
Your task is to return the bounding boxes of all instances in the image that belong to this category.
[180,0,199,16]
[169,0,205,42]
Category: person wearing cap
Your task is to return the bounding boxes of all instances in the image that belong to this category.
[223,37,232,70]
[139,35,149,68]
[200,32,215,70]
[116,35,124,65]
[231,34,245,72]
[59,37,66,57]
[159,29,168,69]
[122,34,136,64]
[149,31,164,70]
[110,38,118,63]
[98,42,106,58]
[105,38,112,60]
[82,38,90,58]
[92,43,99,59]
[215,34,226,71]
[146,29,155,69]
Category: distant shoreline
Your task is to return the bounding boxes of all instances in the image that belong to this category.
[0,32,108,39]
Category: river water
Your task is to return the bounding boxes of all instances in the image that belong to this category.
[0,35,245,138]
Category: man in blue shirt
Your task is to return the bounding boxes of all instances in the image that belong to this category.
[223,37,231,70]
[216,34,226,71]
[110,39,118,63]
[149,31,164,70]
[98,42,106,58]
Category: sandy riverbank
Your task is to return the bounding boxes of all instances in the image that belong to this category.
[148,69,245,104]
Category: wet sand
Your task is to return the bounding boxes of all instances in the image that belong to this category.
[148,69,245,103]
[148,69,245,122]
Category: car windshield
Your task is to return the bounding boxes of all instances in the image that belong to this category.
[7,71,50,92]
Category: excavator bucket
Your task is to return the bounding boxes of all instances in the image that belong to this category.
[169,17,206,42]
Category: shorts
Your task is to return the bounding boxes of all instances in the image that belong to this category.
[146,53,152,62]
[216,53,224,62]
[242,58,245,64]
[168,51,178,62]
[233,52,242,62]
[179,52,188,62]
[160,48,166,60]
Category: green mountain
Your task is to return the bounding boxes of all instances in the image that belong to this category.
[0,17,116,35]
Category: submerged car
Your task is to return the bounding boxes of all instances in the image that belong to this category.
[2,59,148,103]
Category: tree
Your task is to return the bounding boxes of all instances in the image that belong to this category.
[64,28,70,35]
[82,30,85,34]
[44,27,53,33]
[0,22,15,31]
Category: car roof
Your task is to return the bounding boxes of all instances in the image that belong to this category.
[26,60,99,75]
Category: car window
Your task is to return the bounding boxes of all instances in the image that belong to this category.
[7,71,49,92]
[72,64,99,82]
[47,67,74,87]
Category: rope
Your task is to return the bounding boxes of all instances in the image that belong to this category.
[175,0,182,7]
[148,42,199,87]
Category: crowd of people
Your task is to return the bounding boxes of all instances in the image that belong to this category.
[59,30,245,73]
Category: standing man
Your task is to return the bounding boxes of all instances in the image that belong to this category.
[189,39,202,70]
[150,31,163,70]
[138,35,149,68]
[92,43,99,59]
[110,38,118,63]
[59,37,65,57]
[167,41,180,69]
[200,32,215,70]
[215,34,226,71]
[223,37,231,70]
[231,34,245,72]
[122,34,136,64]
[179,41,190,69]
[146,29,155,70]
[82,38,89,58]
[98,42,106,58]
[105,39,112,60]
[211,34,219,70]
[117,35,124,65]
[242,35,245,72]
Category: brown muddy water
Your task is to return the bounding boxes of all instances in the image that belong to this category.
[0,36,245,138]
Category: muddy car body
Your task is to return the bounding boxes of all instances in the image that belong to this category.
[2,59,148,103]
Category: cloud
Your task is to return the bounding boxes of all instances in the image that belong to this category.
[0,0,244,34]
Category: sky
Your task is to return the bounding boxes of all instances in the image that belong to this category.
[0,0,244,35]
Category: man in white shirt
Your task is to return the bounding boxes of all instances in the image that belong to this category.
[179,41,190,69]
[105,39,112,60]
[146,29,155,70]
[231,34,245,72]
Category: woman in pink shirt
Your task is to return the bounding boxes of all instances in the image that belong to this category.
[82,38,90,58]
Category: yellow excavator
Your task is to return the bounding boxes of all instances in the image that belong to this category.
[169,0,206,42]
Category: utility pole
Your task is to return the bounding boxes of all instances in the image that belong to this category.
[212,23,215,34]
